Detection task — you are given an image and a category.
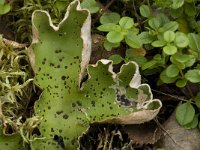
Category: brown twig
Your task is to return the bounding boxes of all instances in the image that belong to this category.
[154,118,184,149]
[151,89,191,103]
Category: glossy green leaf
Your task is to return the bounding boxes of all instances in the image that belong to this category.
[119,17,134,29]
[160,70,178,83]
[185,69,200,83]
[139,5,151,18]
[108,54,123,64]
[97,23,120,32]
[161,21,179,32]
[156,13,170,26]
[184,114,199,129]
[175,32,189,48]
[107,31,124,43]
[164,31,175,42]
[188,33,200,52]
[125,55,147,66]
[142,54,164,71]
[138,32,154,44]
[176,79,187,87]
[128,27,139,35]
[184,55,196,67]
[163,45,177,55]
[0,4,11,15]
[171,53,189,63]
[81,0,100,13]
[103,40,120,51]
[170,7,183,18]
[171,0,184,9]
[176,102,195,126]
[148,18,161,30]
[100,12,120,24]
[170,55,185,69]
[184,3,196,16]
[166,64,179,78]
[125,33,142,48]
[152,40,165,47]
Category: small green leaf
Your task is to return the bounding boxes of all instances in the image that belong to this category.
[171,0,184,9]
[188,33,200,52]
[142,60,157,70]
[163,45,177,55]
[107,31,124,43]
[138,32,154,44]
[81,0,100,13]
[148,18,161,30]
[97,23,120,32]
[125,55,147,66]
[160,21,179,32]
[119,17,134,29]
[103,40,120,51]
[128,27,139,35]
[176,79,187,87]
[0,4,11,15]
[184,114,199,129]
[171,53,189,63]
[139,5,151,18]
[170,53,185,69]
[195,92,200,108]
[125,48,147,66]
[170,7,183,18]
[185,69,200,83]
[108,54,123,64]
[125,33,142,48]
[184,3,196,16]
[152,40,165,47]
[185,55,196,67]
[160,70,178,83]
[166,64,179,78]
[176,102,195,126]
[164,31,175,42]
[175,32,189,48]
[100,12,120,24]
[156,13,170,26]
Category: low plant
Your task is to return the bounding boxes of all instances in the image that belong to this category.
[96,0,200,129]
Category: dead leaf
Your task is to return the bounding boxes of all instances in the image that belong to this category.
[124,120,162,145]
